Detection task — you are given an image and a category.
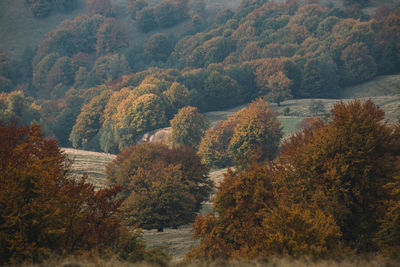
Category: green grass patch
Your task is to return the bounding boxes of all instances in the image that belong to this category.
[278,116,304,137]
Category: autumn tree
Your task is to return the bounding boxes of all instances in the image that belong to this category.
[0,122,159,264]
[280,99,400,252]
[229,99,282,168]
[340,43,377,85]
[265,71,292,106]
[198,99,282,168]
[96,18,128,56]
[170,106,210,148]
[106,143,212,232]
[87,0,113,16]
[187,163,346,261]
[198,119,236,167]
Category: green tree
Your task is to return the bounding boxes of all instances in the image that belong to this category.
[136,7,157,32]
[128,0,149,19]
[309,99,325,115]
[170,106,210,148]
[69,89,111,150]
[106,143,212,232]
[0,91,42,126]
[144,33,173,62]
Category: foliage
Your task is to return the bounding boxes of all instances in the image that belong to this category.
[0,52,15,92]
[189,99,400,261]
[187,164,347,261]
[96,18,129,56]
[136,7,157,32]
[87,0,113,16]
[198,98,282,168]
[135,0,188,32]
[308,99,325,115]
[170,106,210,148]
[69,89,111,150]
[0,122,155,264]
[198,118,236,168]
[26,0,78,17]
[128,0,148,20]
[280,99,400,252]
[144,33,173,62]
[0,91,42,126]
[106,143,212,232]
[229,99,282,168]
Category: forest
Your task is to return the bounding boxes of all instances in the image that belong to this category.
[0,0,400,266]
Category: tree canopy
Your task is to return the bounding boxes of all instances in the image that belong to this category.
[106,142,212,232]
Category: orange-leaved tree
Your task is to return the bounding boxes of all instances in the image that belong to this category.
[198,98,282,168]
[279,99,400,252]
[170,106,210,149]
[106,142,212,232]
[0,122,152,264]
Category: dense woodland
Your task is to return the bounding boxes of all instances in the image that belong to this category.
[1,0,400,265]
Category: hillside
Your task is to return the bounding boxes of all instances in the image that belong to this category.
[0,0,242,57]
[64,73,400,262]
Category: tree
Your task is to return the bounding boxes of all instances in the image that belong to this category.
[144,33,173,62]
[28,0,53,17]
[136,7,157,32]
[375,156,400,259]
[170,106,210,148]
[0,122,150,264]
[280,99,400,252]
[229,99,282,168]
[163,81,190,113]
[106,143,212,232]
[153,0,179,28]
[69,89,112,150]
[128,0,149,20]
[0,91,42,126]
[340,43,377,85]
[309,99,325,115]
[187,163,347,261]
[87,0,113,16]
[265,71,292,106]
[121,93,168,140]
[198,119,236,168]
[96,18,128,56]
[300,54,339,98]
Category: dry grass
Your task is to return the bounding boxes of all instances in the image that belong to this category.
[63,148,115,188]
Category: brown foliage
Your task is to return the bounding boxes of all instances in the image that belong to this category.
[106,143,212,231]
[0,123,126,264]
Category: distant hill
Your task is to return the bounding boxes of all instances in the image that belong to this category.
[0,0,242,58]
